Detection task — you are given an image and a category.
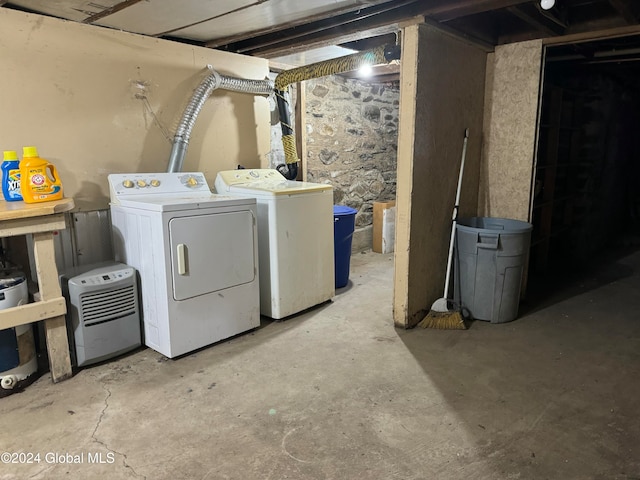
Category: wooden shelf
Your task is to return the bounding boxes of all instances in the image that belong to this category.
[0,197,74,383]
[0,198,74,221]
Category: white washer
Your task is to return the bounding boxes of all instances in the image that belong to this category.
[215,169,334,319]
[108,172,259,358]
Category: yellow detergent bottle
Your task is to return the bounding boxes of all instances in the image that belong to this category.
[20,146,64,203]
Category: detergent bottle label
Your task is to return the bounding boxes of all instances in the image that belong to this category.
[6,170,21,197]
[27,168,62,197]
[21,164,63,203]
[1,161,23,201]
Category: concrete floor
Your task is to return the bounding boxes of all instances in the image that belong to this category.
[1,249,639,480]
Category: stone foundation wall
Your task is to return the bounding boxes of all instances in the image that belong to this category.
[305,76,399,250]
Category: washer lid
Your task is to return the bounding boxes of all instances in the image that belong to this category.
[115,194,256,212]
[216,169,332,196]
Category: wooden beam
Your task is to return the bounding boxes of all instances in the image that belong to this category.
[543,23,640,45]
[393,23,419,328]
[426,0,532,22]
[206,0,419,49]
[608,0,639,24]
[421,17,495,52]
[0,298,66,330]
[535,3,568,29]
[33,233,72,383]
[341,63,400,77]
[82,0,145,24]
[159,0,271,37]
[243,25,402,59]
[0,214,66,237]
[211,0,506,57]
[44,315,73,383]
[507,5,564,36]
[209,3,418,54]
[342,73,400,83]
[238,15,492,59]
[340,63,400,82]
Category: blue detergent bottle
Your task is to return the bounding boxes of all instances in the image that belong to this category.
[1,150,23,201]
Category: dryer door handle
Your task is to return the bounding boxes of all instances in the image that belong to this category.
[177,243,188,275]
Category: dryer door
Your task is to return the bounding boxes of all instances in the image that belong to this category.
[169,211,256,301]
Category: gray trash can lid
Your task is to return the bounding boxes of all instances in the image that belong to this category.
[457,217,532,234]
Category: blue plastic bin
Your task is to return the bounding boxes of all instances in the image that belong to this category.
[333,206,357,289]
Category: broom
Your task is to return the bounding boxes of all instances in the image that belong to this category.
[418,128,469,330]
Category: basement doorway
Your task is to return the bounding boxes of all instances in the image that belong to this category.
[527,34,640,303]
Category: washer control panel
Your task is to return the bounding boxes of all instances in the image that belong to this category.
[215,169,284,188]
[215,169,332,195]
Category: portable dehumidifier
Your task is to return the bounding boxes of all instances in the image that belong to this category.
[60,262,141,367]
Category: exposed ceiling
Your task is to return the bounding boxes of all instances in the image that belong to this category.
[3,0,640,76]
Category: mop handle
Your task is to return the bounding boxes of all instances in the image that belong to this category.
[443,128,469,300]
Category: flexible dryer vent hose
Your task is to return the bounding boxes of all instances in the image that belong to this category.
[167,67,274,173]
[274,44,401,179]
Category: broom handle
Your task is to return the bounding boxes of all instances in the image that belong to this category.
[443,128,469,299]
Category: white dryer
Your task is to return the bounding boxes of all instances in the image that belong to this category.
[109,172,259,358]
[215,169,334,319]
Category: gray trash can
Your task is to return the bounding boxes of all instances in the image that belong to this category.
[454,217,533,324]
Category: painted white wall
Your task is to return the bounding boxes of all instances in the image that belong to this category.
[0,9,270,210]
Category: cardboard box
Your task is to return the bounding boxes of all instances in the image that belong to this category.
[373,200,396,253]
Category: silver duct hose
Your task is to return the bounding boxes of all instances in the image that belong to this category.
[219,75,274,95]
[167,67,274,173]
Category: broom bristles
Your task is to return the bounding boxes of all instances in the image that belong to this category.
[417,309,467,330]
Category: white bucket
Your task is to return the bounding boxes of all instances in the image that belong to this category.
[0,272,37,393]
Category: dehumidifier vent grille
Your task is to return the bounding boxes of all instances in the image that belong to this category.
[79,285,137,326]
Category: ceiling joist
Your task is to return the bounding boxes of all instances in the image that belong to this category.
[608,0,639,25]
[424,0,532,22]
[506,4,565,37]
[206,0,420,51]
[3,0,640,64]
[82,0,144,24]
[209,3,430,57]
[212,0,508,57]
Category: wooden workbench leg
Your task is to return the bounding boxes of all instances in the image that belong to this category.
[43,315,73,382]
[33,232,72,383]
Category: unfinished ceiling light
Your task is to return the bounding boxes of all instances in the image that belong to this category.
[358,65,373,77]
[540,0,555,10]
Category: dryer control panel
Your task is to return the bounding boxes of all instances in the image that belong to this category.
[108,172,211,204]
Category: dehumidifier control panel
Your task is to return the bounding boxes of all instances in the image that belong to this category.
[70,267,134,287]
